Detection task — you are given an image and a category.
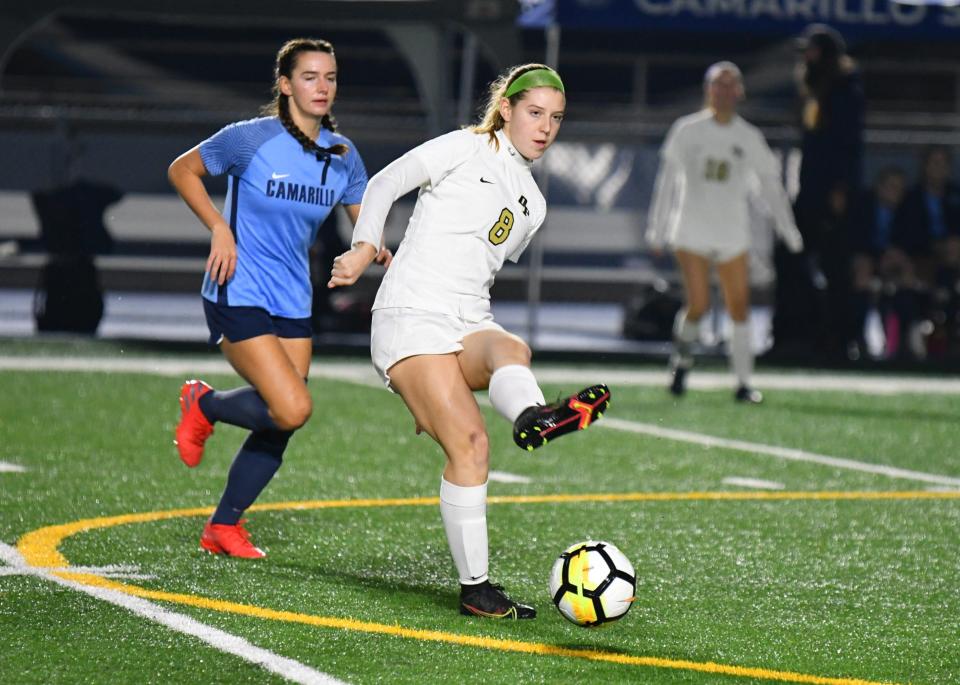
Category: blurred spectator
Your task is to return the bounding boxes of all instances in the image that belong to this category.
[771,23,864,361]
[847,166,907,359]
[883,145,960,359]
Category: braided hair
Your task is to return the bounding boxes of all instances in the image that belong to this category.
[261,38,348,160]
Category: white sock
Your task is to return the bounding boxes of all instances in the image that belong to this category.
[671,309,699,369]
[439,477,489,585]
[488,364,545,423]
[731,321,753,387]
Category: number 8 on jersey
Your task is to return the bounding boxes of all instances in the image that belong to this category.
[488,207,514,245]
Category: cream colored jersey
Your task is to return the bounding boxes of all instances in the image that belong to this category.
[646,110,793,254]
[372,129,546,322]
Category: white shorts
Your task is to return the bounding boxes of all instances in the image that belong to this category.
[673,242,749,264]
[370,307,505,390]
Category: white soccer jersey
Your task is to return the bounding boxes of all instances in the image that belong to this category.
[365,129,546,322]
[646,110,796,254]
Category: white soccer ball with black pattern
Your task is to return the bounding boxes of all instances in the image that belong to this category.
[549,540,636,627]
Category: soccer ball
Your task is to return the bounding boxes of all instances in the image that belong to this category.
[549,540,636,627]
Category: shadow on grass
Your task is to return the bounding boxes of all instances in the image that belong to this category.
[555,641,634,654]
[271,558,457,614]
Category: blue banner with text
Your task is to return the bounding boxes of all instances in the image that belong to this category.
[558,0,960,39]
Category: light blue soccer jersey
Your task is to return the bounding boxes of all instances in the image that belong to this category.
[198,116,367,318]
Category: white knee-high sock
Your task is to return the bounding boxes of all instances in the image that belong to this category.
[488,364,545,423]
[731,321,753,387]
[671,309,700,369]
[440,477,489,585]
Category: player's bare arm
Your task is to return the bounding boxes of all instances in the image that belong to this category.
[168,146,237,285]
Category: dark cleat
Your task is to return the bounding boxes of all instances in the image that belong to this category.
[669,367,688,397]
[513,384,610,451]
[734,385,763,404]
[459,581,536,619]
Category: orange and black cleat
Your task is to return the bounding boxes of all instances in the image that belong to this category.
[174,379,214,468]
[513,384,611,451]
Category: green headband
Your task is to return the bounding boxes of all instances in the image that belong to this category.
[504,68,565,99]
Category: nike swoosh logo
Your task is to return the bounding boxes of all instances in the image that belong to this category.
[271,172,290,180]
[480,177,494,184]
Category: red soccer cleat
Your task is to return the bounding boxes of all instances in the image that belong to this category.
[199,519,266,559]
[174,379,214,468]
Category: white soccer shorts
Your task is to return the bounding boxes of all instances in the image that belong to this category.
[370,307,505,389]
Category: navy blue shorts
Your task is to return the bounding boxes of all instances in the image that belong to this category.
[203,299,312,346]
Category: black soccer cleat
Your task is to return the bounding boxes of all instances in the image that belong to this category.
[513,384,611,451]
[669,367,688,397]
[459,581,536,620]
[734,385,763,404]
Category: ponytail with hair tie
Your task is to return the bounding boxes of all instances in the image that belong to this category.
[277,97,348,160]
[261,38,349,163]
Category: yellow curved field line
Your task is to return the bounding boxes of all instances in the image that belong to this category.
[20,490,954,684]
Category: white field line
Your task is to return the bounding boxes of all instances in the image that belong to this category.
[533,366,960,395]
[0,562,155,579]
[4,354,959,485]
[0,461,26,473]
[0,542,347,685]
[0,356,382,387]
[722,477,785,490]
[3,356,960,395]
[488,470,532,484]
[601,418,960,488]
[0,568,155,579]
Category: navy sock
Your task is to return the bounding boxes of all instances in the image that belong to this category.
[211,430,291,525]
[199,386,280,433]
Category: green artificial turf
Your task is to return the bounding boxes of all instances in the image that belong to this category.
[1,343,958,684]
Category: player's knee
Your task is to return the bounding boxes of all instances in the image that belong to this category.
[444,427,489,480]
[727,302,749,322]
[496,335,532,366]
[512,337,533,365]
[465,428,490,472]
[273,393,313,431]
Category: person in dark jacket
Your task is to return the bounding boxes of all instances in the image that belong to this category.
[847,166,906,359]
[771,23,865,360]
[889,145,960,280]
[883,145,960,358]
